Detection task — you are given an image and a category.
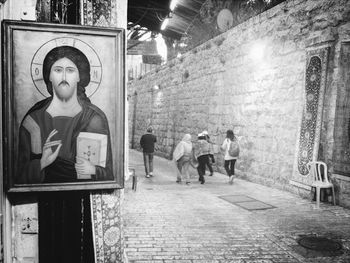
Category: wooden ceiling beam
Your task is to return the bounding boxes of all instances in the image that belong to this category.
[128,6,168,12]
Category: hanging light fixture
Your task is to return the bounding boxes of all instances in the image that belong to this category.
[161,0,179,31]
[161,18,169,30]
[170,0,179,11]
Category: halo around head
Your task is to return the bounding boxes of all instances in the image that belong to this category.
[31,37,102,98]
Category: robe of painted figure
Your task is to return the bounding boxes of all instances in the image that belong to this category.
[16,97,113,184]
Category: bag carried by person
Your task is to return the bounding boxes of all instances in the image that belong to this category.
[228,140,240,157]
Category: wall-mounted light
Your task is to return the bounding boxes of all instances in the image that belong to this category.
[249,42,266,60]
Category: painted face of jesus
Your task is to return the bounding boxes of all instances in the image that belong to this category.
[49,57,80,102]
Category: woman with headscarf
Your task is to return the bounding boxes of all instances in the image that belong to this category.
[173,134,193,185]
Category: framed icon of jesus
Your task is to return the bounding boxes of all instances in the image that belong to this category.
[2,20,125,192]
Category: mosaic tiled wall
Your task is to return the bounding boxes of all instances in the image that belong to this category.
[91,191,123,262]
[82,0,111,26]
[292,47,329,185]
[298,49,329,174]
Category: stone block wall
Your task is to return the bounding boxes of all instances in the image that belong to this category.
[128,0,350,205]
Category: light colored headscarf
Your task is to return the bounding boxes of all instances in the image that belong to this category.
[173,134,192,161]
[182,134,191,144]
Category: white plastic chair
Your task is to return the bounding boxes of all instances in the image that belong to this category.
[307,161,336,208]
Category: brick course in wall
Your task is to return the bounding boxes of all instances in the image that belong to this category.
[128,0,350,207]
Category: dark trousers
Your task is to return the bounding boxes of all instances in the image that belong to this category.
[206,155,214,174]
[143,152,154,175]
[197,155,210,182]
[224,159,236,177]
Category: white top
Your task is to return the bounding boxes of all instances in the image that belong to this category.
[173,140,192,161]
[221,138,237,161]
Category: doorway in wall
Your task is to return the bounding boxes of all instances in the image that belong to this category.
[35,1,94,262]
[333,42,350,178]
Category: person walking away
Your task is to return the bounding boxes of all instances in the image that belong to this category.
[140,126,157,178]
[194,133,211,184]
[173,134,193,185]
[221,129,239,184]
[202,130,215,176]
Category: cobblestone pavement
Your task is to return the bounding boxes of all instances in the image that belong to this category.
[123,150,350,263]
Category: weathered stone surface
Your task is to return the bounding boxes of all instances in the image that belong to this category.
[124,150,350,262]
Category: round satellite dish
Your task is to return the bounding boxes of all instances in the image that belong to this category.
[217,9,233,32]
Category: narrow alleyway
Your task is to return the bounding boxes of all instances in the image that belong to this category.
[123,149,350,263]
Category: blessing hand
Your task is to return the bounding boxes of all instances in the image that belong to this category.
[40,129,62,170]
[75,156,96,179]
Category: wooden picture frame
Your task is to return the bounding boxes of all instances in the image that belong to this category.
[2,20,125,192]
